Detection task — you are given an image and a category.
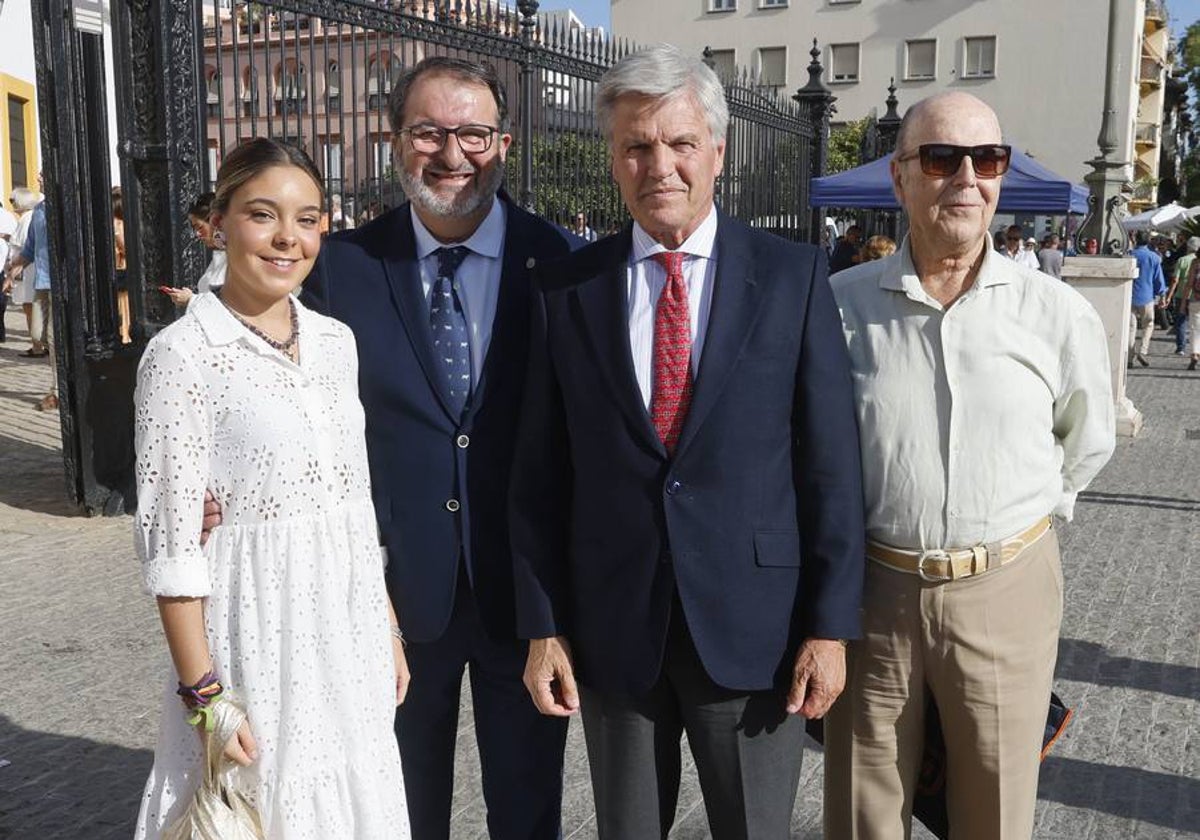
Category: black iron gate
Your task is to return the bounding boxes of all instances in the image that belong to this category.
[31,0,832,512]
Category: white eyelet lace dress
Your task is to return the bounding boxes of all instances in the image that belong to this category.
[132,292,410,839]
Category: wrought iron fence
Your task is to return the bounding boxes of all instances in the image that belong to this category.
[198,0,821,240]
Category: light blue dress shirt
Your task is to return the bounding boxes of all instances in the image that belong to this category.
[411,199,506,386]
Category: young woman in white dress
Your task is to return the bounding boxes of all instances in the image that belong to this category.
[132,138,411,839]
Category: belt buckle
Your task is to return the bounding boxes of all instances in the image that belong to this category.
[917,549,953,582]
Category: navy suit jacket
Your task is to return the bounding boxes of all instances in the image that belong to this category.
[302,197,578,643]
[510,211,865,696]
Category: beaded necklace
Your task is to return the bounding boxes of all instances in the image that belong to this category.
[216,289,300,360]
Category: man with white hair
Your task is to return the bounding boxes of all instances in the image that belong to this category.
[825,91,1114,839]
[512,45,865,838]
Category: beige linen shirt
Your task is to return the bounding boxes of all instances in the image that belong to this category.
[831,238,1115,550]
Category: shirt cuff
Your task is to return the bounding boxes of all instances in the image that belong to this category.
[142,552,212,597]
[1053,488,1078,522]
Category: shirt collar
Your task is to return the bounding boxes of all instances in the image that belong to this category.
[631,204,718,265]
[410,197,505,262]
[191,288,339,350]
[882,235,1012,298]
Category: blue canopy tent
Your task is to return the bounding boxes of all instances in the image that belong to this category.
[810,148,1089,213]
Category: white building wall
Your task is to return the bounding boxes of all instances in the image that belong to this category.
[610,0,1152,187]
[0,0,42,196]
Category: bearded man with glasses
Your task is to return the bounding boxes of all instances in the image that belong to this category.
[297,56,580,839]
[823,91,1115,840]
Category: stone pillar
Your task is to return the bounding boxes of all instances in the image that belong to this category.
[1061,256,1142,436]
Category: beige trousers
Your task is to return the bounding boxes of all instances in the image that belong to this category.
[1129,302,1155,357]
[824,526,1063,840]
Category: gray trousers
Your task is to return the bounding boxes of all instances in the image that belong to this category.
[579,605,806,840]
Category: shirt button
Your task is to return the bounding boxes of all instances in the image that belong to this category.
[445,499,460,513]
[456,434,470,449]
[666,480,682,495]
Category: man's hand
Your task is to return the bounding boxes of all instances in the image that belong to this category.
[785,638,847,718]
[200,491,222,547]
[523,635,580,717]
[392,634,411,706]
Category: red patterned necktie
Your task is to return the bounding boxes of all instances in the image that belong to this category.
[650,251,693,454]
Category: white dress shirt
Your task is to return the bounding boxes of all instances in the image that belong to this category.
[412,199,506,387]
[831,237,1115,549]
[627,206,718,409]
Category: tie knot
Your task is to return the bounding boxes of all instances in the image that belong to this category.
[435,246,470,279]
[652,250,685,278]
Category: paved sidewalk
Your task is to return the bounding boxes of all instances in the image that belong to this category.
[0,302,1197,839]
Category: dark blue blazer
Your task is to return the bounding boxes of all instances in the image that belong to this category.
[302,197,578,643]
[510,211,865,696]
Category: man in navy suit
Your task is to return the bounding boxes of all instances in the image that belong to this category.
[302,57,575,839]
[511,46,865,838]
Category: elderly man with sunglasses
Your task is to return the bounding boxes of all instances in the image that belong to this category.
[823,92,1114,840]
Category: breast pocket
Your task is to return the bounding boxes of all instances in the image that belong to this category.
[754,530,802,567]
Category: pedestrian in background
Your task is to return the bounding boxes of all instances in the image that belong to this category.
[0,198,15,343]
[8,173,59,410]
[5,188,41,351]
[1038,233,1064,279]
[112,186,132,344]
[860,234,897,262]
[1129,230,1167,367]
[830,223,863,273]
[1165,236,1198,356]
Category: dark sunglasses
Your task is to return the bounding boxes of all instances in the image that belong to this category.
[896,143,1013,178]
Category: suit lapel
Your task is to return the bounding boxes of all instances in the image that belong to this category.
[576,229,667,457]
[379,207,460,420]
[674,216,764,459]
[467,202,526,423]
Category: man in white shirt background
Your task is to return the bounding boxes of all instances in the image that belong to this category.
[1001,223,1040,270]
[824,91,1115,840]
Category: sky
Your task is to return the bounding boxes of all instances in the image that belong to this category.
[1173,0,1200,37]
[535,0,611,30]
[537,0,1200,40]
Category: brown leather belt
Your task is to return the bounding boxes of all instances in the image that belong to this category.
[866,517,1052,582]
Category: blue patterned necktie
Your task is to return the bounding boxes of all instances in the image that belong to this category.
[430,246,472,416]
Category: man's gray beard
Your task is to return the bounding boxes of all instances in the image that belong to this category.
[399,163,504,219]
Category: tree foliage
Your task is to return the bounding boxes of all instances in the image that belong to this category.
[1177,23,1200,199]
[826,118,869,175]
[506,132,625,231]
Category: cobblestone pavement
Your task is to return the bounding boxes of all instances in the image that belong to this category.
[1,303,1197,840]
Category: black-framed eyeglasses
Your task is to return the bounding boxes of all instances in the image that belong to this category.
[895,143,1012,178]
[397,123,499,154]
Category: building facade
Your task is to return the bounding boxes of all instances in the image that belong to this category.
[0,0,41,201]
[610,0,1173,209]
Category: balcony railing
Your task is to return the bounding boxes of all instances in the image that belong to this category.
[1140,56,1164,85]
[1136,123,1160,145]
[1145,0,1166,24]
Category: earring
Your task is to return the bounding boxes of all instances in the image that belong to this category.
[213,230,226,249]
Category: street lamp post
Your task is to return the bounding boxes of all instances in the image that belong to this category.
[1075,0,1133,255]
[1061,0,1142,436]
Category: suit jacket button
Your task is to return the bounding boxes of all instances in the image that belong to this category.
[456,434,470,449]
[526,257,537,269]
[666,480,682,495]
[445,498,461,512]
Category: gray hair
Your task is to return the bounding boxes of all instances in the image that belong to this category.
[10,187,39,212]
[596,44,729,143]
